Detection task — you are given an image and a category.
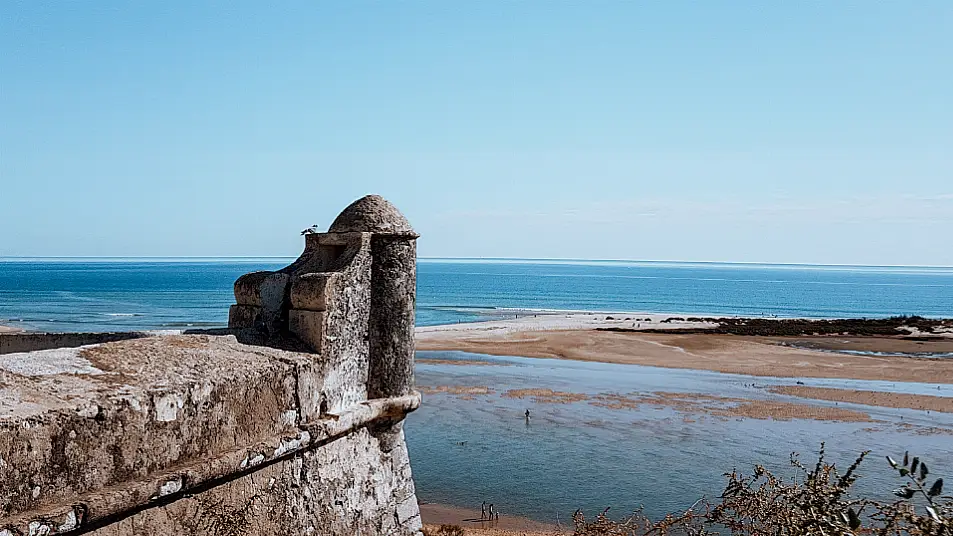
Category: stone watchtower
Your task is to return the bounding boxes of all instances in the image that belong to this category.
[230,194,419,410]
[0,195,423,535]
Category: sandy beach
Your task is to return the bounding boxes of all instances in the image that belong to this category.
[424,525,557,536]
[423,526,557,536]
[0,324,23,334]
[420,503,559,535]
[416,315,953,384]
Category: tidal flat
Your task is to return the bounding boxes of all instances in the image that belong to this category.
[407,350,953,525]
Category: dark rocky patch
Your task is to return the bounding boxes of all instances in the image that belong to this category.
[599,316,953,337]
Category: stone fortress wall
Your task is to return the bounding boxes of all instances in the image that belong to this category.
[0,196,423,535]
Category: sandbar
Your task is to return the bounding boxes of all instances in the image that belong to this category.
[418,357,510,366]
[417,317,953,385]
[418,385,494,396]
[770,385,953,413]
[419,384,876,422]
[590,391,876,422]
[768,336,953,356]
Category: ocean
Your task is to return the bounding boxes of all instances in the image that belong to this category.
[2,258,952,332]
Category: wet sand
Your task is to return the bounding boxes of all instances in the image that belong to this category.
[590,391,876,422]
[416,384,877,422]
[770,385,953,413]
[417,321,953,385]
[420,503,559,534]
[0,325,23,334]
[502,388,589,404]
[418,357,510,366]
[768,336,953,356]
[419,385,494,396]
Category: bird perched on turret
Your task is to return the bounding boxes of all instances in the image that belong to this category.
[301,225,320,235]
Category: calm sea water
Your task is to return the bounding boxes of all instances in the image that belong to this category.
[1,258,952,332]
[2,258,952,521]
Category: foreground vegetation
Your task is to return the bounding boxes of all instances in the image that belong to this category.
[425,444,951,535]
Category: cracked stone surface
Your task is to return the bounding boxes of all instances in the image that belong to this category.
[86,427,421,536]
[1,335,305,518]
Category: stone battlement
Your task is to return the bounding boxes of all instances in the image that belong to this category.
[0,196,423,535]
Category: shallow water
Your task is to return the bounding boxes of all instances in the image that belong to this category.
[406,351,953,523]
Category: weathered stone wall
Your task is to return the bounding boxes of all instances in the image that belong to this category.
[0,195,423,536]
[368,236,417,400]
[85,427,419,536]
[0,332,147,355]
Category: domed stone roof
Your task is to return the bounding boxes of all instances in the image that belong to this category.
[328,195,416,234]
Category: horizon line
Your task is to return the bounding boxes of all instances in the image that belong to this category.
[419,257,953,270]
[1,255,952,270]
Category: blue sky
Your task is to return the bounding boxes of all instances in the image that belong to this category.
[2,2,951,265]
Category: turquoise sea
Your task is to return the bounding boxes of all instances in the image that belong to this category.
[2,258,952,332]
[2,258,952,522]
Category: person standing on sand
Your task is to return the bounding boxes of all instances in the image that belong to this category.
[488,504,494,521]
[481,501,486,519]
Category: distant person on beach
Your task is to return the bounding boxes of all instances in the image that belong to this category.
[525,409,530,419]
[481,501,486,519]
[488,504,494,520]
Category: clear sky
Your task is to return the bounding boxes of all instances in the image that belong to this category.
[2,2,951,265]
